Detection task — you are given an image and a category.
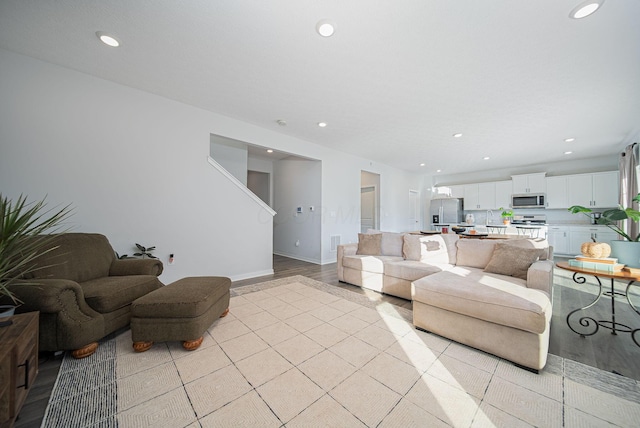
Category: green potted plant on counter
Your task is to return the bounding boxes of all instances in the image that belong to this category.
[568,193,640,267]
[500,207,514,225]
[0,193,72,323]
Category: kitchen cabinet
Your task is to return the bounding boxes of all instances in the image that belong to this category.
[495,180,512,210]
[545,176,568,209]
[568,225,619,255]
[547,226,570,255]
[463,184,480,209]
[567,171,619,208]
[464,182,498,209]
[592,171,619,208]
[512,173,546,194]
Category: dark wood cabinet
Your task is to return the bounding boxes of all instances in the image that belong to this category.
[0,312,39,428]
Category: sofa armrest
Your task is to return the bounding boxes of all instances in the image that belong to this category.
[337,243,358,281]
[110,258,164,276]
[527,260,554,298]
[8,279,100,316]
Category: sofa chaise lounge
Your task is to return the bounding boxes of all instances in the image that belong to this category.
[337,232,554,371]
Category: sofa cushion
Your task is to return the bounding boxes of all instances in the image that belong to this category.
[24,233,115,283]
[357,233,382,255]
[440,234,460,265]
[381,232,406,256]
[385,260,453,281]
[342,255,403,274]
[403,235,449,264]
[412,267,551,334]
[456,239,498,268]
[484,243,544,280]
[81,275,162,313]
[499,238,550,260]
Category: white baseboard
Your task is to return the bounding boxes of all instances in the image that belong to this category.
[229,269,274,282]
[273,252,321,265]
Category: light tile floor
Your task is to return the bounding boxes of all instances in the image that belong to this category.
[45,276,640,427]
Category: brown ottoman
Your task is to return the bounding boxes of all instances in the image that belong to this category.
[130,276,231,352]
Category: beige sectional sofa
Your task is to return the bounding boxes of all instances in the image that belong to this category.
[337,231,554,371]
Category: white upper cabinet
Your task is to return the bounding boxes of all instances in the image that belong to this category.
[463,184,480,209]
[495,180,512,209]
[592,171,619,208]
[478,182,496,209]
[567,171,619,208]
[545,176,568,209]
[512,173,546,194]
[464,182,504,210]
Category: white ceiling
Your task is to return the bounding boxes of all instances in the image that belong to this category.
[1,0,638,175]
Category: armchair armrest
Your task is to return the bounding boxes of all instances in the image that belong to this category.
[8,279,99,316]
[526,260,554,299]
[110,258,163,276]
[337,243,358,281]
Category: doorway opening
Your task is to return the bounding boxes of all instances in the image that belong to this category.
[361,171,381,233]
[247,170,271,206]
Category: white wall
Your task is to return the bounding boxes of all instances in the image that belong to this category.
[273,158,322,263]
[0,49,275,283]
[0,49,422,275]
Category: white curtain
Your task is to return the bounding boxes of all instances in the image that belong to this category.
[619,143,639,240]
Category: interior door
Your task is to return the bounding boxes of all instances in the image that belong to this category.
[409,190,419,231]
[361,186,377,233]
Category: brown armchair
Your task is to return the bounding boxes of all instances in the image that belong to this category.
[5,233,164,358]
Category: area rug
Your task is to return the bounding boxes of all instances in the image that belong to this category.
[42,275,640,427]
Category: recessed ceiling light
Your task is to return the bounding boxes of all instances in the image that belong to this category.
[276,119,287,126]
[483,156,490,160]
[318,122,327,127]
[453,133,463,138]
[316,19,336,37]
[419,163,425,167]
[267,149,274,153]
[96,31,120,47]
[569,1,604,19]
[564,138,575,142]
[564,151,573,155]
[436,169,442,173]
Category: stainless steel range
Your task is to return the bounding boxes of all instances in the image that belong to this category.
[511,215,547,238]
[511,214,547,225]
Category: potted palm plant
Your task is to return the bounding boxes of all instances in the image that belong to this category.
[568,193,640,266]
[0,194,72,322]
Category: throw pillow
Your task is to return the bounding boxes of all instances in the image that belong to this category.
[483,243,544,280]
[380,232,406,256]
[403,234,449,263]
[357,233,382,255]
[499,238,550,260]
[456,239,498,268]
[402,234,422,260]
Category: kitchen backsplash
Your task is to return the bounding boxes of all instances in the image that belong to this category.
[465,207,617,226]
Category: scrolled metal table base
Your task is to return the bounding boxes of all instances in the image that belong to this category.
[566,272,636,341]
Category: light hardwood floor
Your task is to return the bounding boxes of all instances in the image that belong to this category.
[15,254,640,427]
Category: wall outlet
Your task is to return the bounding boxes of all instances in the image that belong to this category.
[295,240,300,247]
[168,253,175,265]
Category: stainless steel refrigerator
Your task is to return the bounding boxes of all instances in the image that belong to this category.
[430,198,463,226]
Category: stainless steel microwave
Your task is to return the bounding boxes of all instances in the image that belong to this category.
[512,193,545,208]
